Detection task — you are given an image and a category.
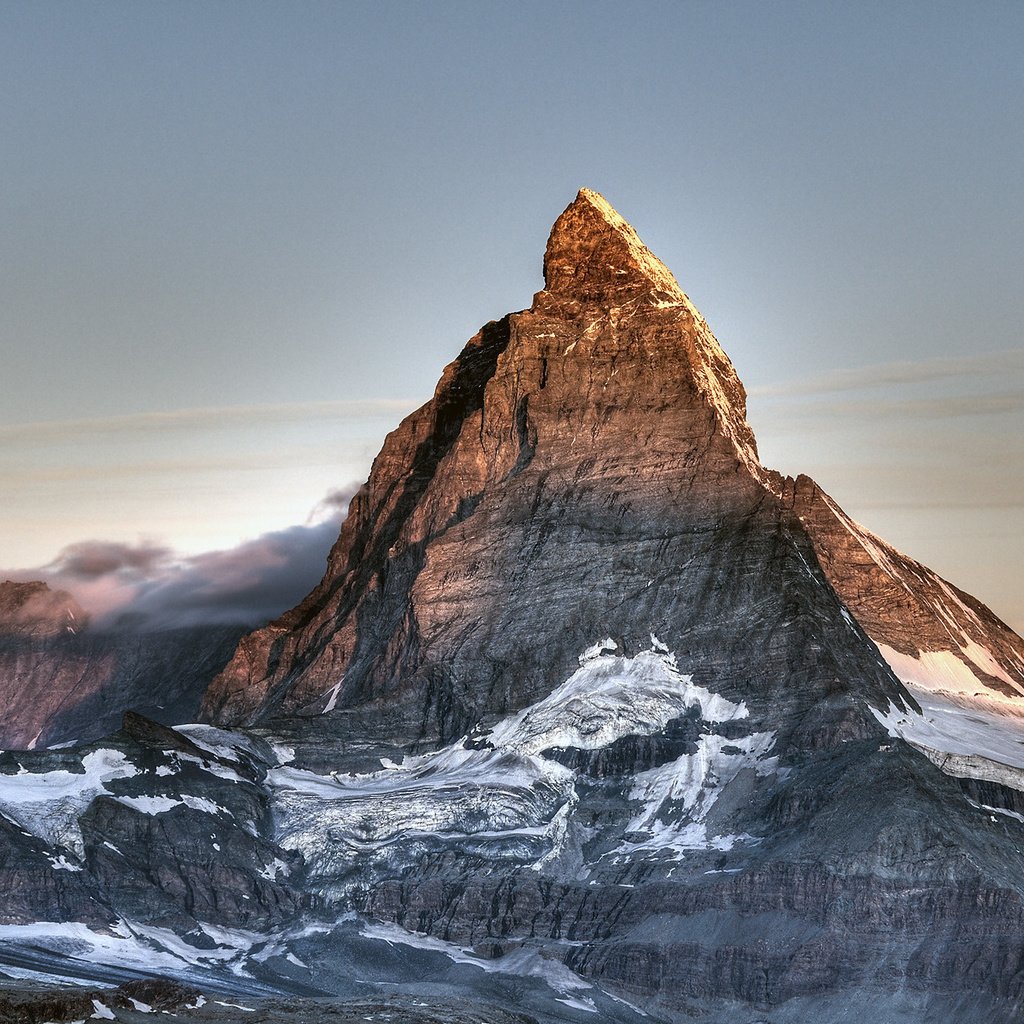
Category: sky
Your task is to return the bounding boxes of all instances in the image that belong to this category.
[1,1,1022,631]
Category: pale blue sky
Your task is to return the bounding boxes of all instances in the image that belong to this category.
[1,2,1022,629]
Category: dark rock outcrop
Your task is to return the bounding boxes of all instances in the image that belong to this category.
[0,977,202,1023]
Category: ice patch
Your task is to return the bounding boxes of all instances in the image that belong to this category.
[612,731,777,859]
[271,745,574,880]
[0,749,138,854]
[114,794,230,818]
[321,681,343,714]
[487,643,744,756]
[870,688,1024,771]
[361,921,592,999]
[46,853,82,872]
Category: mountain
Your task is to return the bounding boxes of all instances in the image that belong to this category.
[0,580,246,749]
[782,473,1024,701]
[2,190,1024,1023]
[0,581,84,639]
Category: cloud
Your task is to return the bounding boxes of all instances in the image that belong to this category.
[49,540,173,580]
[755,389,1024,423]
[2,485,361,632]
[0,399,419,444]
[750,349,1024,398]
[306,486,358,523]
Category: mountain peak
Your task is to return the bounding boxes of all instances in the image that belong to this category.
[542,188,685,304]
[0,578,85,638]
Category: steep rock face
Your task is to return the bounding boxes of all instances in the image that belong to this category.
[201,189,899,747]
[780,474,1024,704]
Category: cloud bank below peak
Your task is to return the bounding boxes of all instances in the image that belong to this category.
[3,486,359,633]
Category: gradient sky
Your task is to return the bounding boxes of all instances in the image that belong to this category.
[2,1,1022,631]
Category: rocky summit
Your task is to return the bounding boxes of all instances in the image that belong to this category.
[2,190,1024,1024]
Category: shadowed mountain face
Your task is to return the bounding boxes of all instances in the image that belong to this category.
[0,582,246,749]
[3,191,1024,1022]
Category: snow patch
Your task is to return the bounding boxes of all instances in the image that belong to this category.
[877,641,1024,704]
[0,749,138,854]
[487,643,744,756]
[870,688,1024,771]
[361,921,593,998]
[321,681,343,714]
[46,853,82,872]
[612,731,777,859]
[113,794,229,818]
[175,723,263,763]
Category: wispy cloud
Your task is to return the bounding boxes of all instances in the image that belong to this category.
[750,349,1024,398]
[0,399,420,443]
[756,389,1024,421]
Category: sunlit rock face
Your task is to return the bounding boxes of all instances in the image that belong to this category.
[200,189,902,751]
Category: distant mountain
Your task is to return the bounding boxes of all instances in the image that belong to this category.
[2,191,1023,1023]
[0,580,85,639]
[0,580,246,749]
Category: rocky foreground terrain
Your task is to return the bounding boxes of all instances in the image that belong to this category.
[2,190,1024,1023]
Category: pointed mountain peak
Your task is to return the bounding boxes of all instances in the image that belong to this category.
[542,188,686,304]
